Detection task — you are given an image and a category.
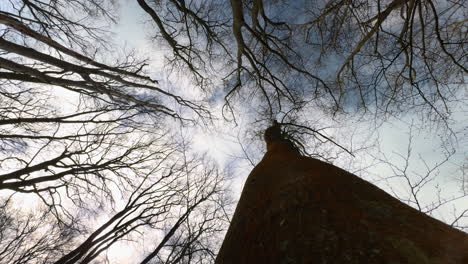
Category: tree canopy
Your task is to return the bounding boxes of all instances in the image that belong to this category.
[0,0,467,263]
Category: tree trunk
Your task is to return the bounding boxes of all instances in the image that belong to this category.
[216,138,468,263]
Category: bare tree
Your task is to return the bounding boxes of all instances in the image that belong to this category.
[0,198,76,264]
[0,0,208,120]
[131,0,467,173]
[369,125,468,231]
[137,0,466,123]
[1,1,232,263]
[45,150,230,264]
[1,0,467,263]
[137,152,231,264]
[1,139,232,264]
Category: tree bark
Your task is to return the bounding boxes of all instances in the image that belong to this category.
[216,135,468,263]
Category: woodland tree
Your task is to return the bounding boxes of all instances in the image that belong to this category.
[137,0,466,123]
[1,1,230,263]
[0,0,467,263]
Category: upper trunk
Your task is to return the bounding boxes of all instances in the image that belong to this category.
[216,135,468,263]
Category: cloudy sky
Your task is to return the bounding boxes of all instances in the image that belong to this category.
[0,0,468,263]
[2,1,465,263]
[109,0,468,232]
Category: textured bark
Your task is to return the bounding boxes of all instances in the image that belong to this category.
[216,138,468,263]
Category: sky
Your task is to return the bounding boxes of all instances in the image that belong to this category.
[1,1,465,263]
[110,0,468,230]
